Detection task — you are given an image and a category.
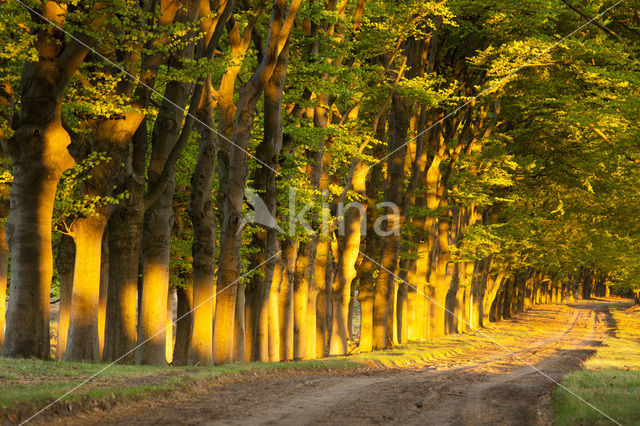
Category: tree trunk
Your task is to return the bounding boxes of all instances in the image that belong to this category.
[431,215,452,337]
[372,95,408,349]
[269,258,283,361]
[2,118,75,360]
[0,84,11,353]
[165,286,175,364]
[65,216,107,361]
[482,271,505,326]
[0,223,8,351]
[348,282,356,341]
[103,172,145,364]
[65,112,143,363]
[314,237,331,357]
[188,78,217,366]
[4,143,73,359]
[293,240,314,359]
[250,46,289,361]
[305,279,318,359]
[397,274,408,344]
[98,230,109,358]
[278,240,298,361]
[54,234,75,360]
[234,282,246,361]
[405,261,417,341]
[173,285,193,366]
[463,261,475,332]
[138,0,201,366]
[455,262,468,333]
[1,4,89,359]
[357,133,385,353]
[330,165,366,355]
[138,86,189,366]
[255,226,279,362]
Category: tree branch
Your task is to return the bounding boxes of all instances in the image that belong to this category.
[559,0,631,53]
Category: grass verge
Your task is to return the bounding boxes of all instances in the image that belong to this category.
[553,302,640,425]
[0,357,361,421]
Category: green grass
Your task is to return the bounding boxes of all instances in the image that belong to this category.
[553,303,640,425]
[0,357,361,417]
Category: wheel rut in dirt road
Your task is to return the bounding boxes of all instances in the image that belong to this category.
[38,301,616,426]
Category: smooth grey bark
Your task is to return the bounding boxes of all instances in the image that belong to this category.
[173,285,193,366]
[188,78,217,366]
[1,10,90,357]
[103,121,147,364]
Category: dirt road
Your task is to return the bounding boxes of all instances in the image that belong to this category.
[41,301,615,425]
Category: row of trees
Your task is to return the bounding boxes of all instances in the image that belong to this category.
[0,0,638,366]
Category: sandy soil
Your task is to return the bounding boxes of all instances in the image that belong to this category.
[37,300,615,426]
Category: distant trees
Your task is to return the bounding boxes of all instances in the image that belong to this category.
[0,0,638,365]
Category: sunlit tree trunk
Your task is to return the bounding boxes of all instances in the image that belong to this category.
[66,111,143,363]
[269,258,283,361]
[65,216,107,361]
[250,45,289,361]
[463,260,475,332]
[188,78,217,366]
[244,283,256,362]
[277,240,298,361]
[329,165,366,355]
[523,274,534,310]
[420,133,446,339]
[165,286,175,364]
[138,118,186,366]
[305,281,318,358]
[1,8,89,357]
[0,84,12,353]
[482,271,505,326]
[455,262,467,333]
[173,285,192,366]
[98,231,109,357]
[310,144,334,359]
[102,0,196,364]
[293,241,314,359]
[405,267,417,341]
[138,0,200,366]
[314,237,331,357]
[0,222,8,351]
[397,268,408,344]
[234,282,246,362]
[3,103,72,360]
[348,281,357,340]
[431,211,452,337]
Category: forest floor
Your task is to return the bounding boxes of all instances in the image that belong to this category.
[2,298,635,425]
